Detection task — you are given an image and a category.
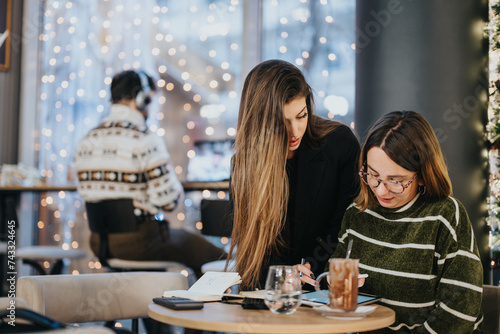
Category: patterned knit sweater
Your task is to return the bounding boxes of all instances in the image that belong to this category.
[331,194,485,333]
[74,104,183,215]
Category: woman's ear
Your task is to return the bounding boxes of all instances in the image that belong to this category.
[418,174,424,186]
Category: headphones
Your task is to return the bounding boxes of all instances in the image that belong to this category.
[135,71,152,111]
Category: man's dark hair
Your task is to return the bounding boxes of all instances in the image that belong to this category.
[110,70,156,104]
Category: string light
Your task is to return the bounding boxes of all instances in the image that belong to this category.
[37,0,355,275]
[487,0,500,280]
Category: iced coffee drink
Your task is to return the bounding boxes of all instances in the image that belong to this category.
[328,259,359,311]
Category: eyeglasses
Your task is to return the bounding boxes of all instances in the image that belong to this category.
[359,168,418,194]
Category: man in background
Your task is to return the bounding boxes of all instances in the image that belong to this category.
[75,69,226,274]
[75,69,225,333]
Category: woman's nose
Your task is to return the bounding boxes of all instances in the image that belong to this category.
[287,122,299,138]
[374,181,390,196]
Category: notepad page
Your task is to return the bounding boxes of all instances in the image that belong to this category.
[239,290,267,299]
[188,272,241,295]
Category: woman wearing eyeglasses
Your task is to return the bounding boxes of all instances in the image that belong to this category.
[300,110,484,333]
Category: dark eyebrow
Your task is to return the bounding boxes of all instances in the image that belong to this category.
[366,164,407,178]
[296,106,307,117]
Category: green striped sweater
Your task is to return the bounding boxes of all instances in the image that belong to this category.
[331,194,485,333]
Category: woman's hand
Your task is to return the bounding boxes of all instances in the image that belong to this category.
[358,277,365,287]
[295,262,366,288]
[294,262,316,287]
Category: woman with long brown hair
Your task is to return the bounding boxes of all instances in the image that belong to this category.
[228,59,360,289]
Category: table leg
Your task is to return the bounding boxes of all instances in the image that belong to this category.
[0,193,19,296]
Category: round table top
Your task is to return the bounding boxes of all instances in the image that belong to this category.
[148,300,395,334]
[16,246,88,260]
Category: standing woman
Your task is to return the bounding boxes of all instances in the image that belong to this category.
[228,59,360,290]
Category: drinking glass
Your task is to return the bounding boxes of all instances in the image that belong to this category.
[264,265,302,315]
[315,258,359,311]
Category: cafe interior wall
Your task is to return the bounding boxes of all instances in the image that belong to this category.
[15,0,357,276]
[354,0,496,285]
[0,0,22,166]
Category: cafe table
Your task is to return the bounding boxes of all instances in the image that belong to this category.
[0,181,230,292]
[0,180,229,229]
[148,299,396,334]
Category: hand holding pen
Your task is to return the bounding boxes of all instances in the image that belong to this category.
[296,258,316,287]
[296,258,369,288]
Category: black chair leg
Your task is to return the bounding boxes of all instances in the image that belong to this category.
[104,320,116,330]
[22,259,47,275]
[132,319,139,334]
[50,259,64,275]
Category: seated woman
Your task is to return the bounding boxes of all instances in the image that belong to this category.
[299,110,485,333]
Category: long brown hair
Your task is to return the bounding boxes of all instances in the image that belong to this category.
[228,59,340,289]
[356,110,452,211]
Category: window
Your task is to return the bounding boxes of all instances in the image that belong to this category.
[263,0,355,125]
[32,0,355,273]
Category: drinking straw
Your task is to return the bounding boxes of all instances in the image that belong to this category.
[345,239,353,259]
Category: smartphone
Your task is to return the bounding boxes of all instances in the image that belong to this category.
[152,297,204,310]
[241,298,268,310]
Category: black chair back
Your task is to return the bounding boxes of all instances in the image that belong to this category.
[200,199,233,237]
[85,199,139,266]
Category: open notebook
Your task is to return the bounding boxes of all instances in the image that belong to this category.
[163,271,241,302]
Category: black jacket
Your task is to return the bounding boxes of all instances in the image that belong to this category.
[261,124,360,287]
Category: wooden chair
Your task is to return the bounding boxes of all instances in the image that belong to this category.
[17,272,188,334]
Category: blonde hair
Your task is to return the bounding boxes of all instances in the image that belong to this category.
[228,59,340,289]
[356,110,452,211]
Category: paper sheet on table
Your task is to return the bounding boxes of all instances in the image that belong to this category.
[163,271,241,301]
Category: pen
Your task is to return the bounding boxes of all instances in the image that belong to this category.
[299,259,316,280]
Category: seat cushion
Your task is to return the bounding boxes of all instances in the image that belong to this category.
[17,272,188,323]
